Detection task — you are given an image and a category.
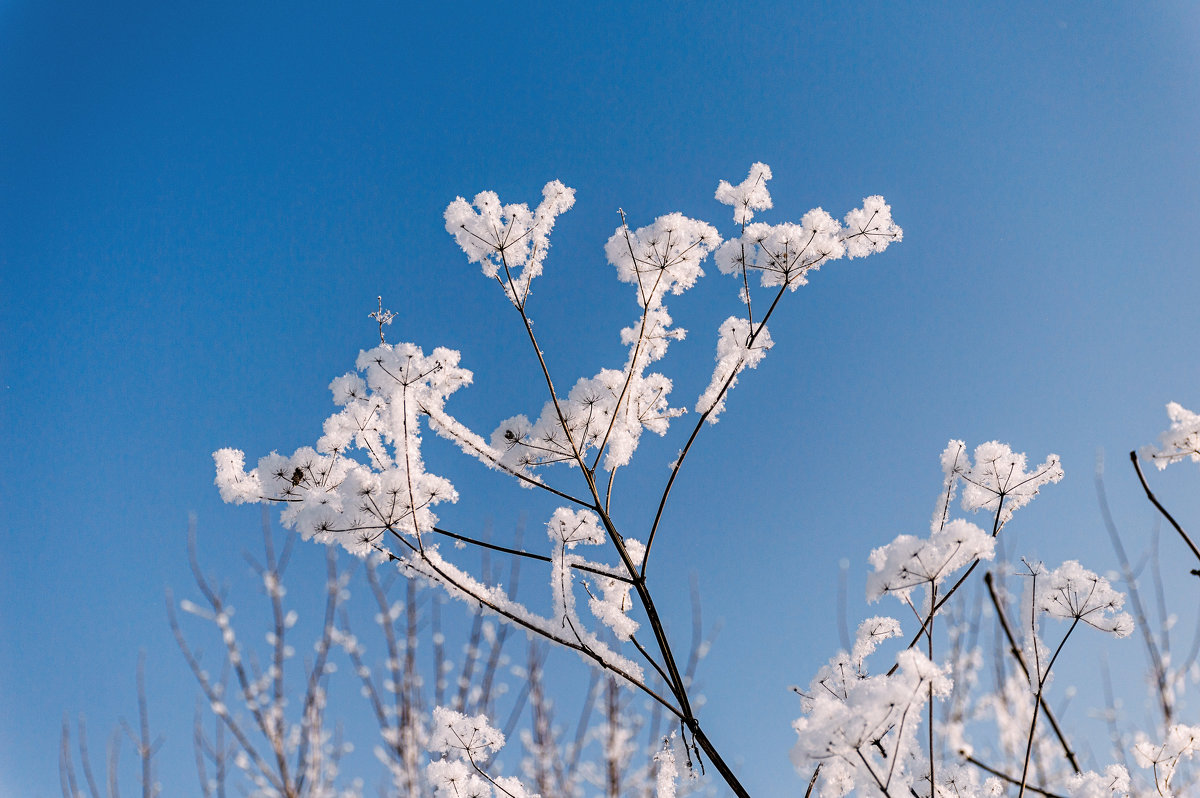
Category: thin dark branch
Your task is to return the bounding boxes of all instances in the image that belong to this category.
[430,526,634,584]
[1130,451,1200,574]
[963,755,1066,798]
[983,572,1081,774]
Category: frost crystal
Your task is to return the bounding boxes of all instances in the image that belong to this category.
[427,706,505,758]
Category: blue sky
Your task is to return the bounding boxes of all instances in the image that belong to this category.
[4,2,1200,796]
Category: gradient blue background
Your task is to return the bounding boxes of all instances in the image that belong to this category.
[4,2,1200,795]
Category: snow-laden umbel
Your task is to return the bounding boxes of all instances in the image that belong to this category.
[444,180,575,306]
[866,518,994,604]
[1132,724,1200,798]
[935,439,1064,530]
[1066,765,1131,798]
[714,162,773,224]
[604,213,720,310]
[1034,560,1133,638]
[792,641,951,798]
[713,196,901,291]
[214,343,470,552]
[842,195,904,259]
[1146,401,1200,470]
[426,706,538,798]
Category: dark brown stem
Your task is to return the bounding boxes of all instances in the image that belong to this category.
[1130,451,1200,574]
[804,764,821,798]
[983,572,1081,774]
[963,755,1066,798]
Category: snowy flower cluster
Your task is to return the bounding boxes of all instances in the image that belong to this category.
[714,161,773,224]
[215,343,471,554]
[1033,559,1133,638]
[1146,402,1200,470]
[935,439,1064,530]
[866,518,994,605]
[1132,723,1200,797]
[792,633,953,797]
[216,164,905,798]
[426,706,537,798]
[604,213,720,311]
[444,181,575,307]
[1065,765,1132,798]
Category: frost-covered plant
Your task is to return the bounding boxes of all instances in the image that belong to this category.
[791,620,957,797]
[1132,723,1200,797]
[1146,403,1200,471]
[792,440,1140,798]
[425,706,536,798]
[214,164,901,798]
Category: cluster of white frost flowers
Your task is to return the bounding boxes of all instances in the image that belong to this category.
[426,706,536,798]
[792,437,1141,798]
[935,439,1064,530]
[206,163,1200,797]
[215,163,904,798]
[1146,402,1200,470]
[444,180,575,307]
[1031,560,1133,639]
[1132,723,1200,797]
[866,518,994,606]
[791,633,955,798]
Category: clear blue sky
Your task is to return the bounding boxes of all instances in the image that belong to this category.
[4,2,1200,796]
